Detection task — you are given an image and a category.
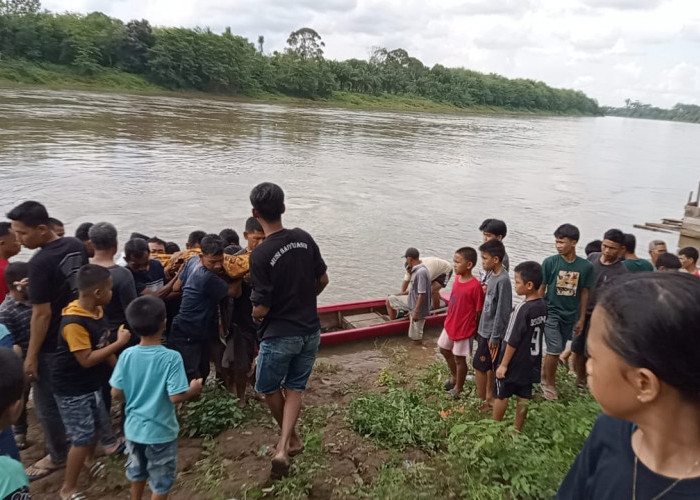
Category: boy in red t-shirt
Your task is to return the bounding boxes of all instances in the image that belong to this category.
[438,247,484,398]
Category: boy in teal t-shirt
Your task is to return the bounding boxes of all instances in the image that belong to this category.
[0,347,30,499]
[110,296,202,499]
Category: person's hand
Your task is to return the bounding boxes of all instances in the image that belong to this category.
[488,341,499,361]
[496,365,507,379]
[574,319,584,337]
[190,378,203,396]
[412,311,421,322]
[24,355,38,381]
[116,325,131,345]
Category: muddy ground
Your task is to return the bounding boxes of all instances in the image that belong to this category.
[23,332,442,499]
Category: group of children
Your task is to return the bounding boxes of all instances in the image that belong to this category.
[0,202,267,499]
[402,218,700,431]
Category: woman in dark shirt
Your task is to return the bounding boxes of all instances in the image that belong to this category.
[558,272,700,499]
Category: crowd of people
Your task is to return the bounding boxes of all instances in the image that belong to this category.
[1,186,700,499]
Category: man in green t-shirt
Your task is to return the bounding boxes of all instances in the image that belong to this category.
[539,224,595,401]
[621,234,654,273]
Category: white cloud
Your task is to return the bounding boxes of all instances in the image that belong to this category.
[41,0,700,107]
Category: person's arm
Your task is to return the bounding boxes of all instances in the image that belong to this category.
[25,302,51,378]
[227,279,242,298]
[111,387,125,402]
[495,344,516,379]
[574,288,589,336]
[317,272,329,296]
[489,279,512,356]
[400,279,410,294]
[71,326,130,368]
[252,304,269,323]
[170,378,204,404]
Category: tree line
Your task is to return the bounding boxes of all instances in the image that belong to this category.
[0,0,601,114]
[602,99,700,124]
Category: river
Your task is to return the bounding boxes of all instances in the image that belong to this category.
[1,88,698,304]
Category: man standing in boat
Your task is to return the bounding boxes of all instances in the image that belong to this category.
[248,182,329,479]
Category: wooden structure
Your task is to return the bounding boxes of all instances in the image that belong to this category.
[634,182,700,250]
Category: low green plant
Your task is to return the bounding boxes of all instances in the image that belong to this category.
[180,381,244,438]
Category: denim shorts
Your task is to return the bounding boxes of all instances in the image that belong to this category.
[125,439,178,494]
[55,390,111,447]
[543,317,574,355]
[255,330,321,394]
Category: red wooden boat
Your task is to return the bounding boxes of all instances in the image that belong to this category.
[319,293,449,345]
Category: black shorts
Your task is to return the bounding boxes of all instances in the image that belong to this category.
[232,327,258,375]
[473,335,495,372]
[494,378,532,400]
[169,340,210,381]
[433,271,452,288]
[571,314,591,355]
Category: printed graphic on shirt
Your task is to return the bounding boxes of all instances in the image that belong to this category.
[556,270,580,296]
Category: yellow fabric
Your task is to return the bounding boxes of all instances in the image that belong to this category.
[61,300,104,352]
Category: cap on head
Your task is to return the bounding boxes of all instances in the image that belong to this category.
[404,247,420,259]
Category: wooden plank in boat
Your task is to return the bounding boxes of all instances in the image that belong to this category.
[342,312,387,330]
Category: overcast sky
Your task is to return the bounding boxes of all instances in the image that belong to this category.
[42,0,700,107]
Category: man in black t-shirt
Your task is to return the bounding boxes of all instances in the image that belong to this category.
[249,182,329,479]
[7,201,88,480]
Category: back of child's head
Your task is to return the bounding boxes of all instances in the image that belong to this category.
[479,239,505,262]
[75,222,94,242]
[200,234,225,256]
[77,263,112,293]
[679,246,699,263]
[598,273,700,403]
[514,261,543,290]
[187,230,207,248]
[250,182,285,222]
[125,237,149,261]
[125,295,166,337]
[622,233,636,254]
[0,347,24,422]
[4,261,29,291]
[585,240,602,256]
[245,216,264,233]
[219,228,240,246]
[554,223,580,242]
[455,246,477,266]
[89,222,118,251]
[602,228,625,245]
[479,218,507,238]
[656,252,682,271]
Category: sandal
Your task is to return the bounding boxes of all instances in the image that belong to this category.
[26,457,65,482]
[443,379,455,391]
[542,385,559,401]
[62,492,88,500]
[88,461,106,479]
[446,388,461,399]
[271,456,290,480]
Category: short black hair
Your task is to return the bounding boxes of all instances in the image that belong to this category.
[0,222,11,238]
[404,247,420,259]
[603,229,625,245]
[585,240,602,256]
[4,262,29,290]
[598,273,700,403]
[622,233,636,254]
[679,246,699,263]
[245,217,263,233]
[479,239,506,261]
[224,244,243,255]
[201,235,225,256]
[250,182,285,222]
[514,261,543,289]
[479,218,507,238]
[187,230,207,247]
[125,296,166,337]
[455,246,477,265]
[554,223,580,242]
[219,228,240,246]
[48,217,63,228]
[656,252,682,270]
[124,238,149,261]
[77,263,111,292]
[130,232,150,241]
[89,222,118,251]
[147,236,167,248]
[6,201,50,227]
[0,347,24,415]
[75,222,93,241]
[164,241,180,253]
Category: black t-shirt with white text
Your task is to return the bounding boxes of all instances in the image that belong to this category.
[496,298,547,385]
[250,228,327,340]
[28,237,88,353]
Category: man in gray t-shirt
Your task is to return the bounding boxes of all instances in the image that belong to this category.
[397,248,431,341]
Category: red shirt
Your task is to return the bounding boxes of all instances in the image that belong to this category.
[443,276,484,341]
[0,257,8,304]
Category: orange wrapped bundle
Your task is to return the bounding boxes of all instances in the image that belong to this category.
[160,249,249,279]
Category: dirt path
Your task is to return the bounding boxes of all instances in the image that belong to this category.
[23,333,442,499]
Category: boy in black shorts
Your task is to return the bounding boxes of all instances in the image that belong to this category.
[494,261,547,431]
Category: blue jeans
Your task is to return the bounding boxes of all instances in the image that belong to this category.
[255,331,320,394]
[34,352,68,463]
[125,440,178,494]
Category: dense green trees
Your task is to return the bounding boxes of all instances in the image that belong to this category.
[0,1,601,114]
[603,100,700,124]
